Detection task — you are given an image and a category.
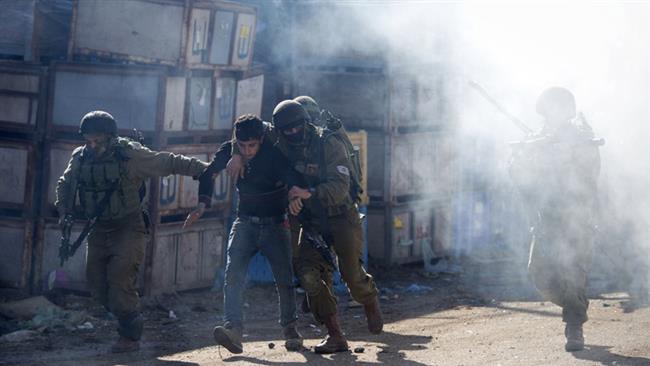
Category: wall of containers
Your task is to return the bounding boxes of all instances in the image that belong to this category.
[287,53,457,266]
[0,0,262,295]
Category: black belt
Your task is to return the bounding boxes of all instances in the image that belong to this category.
[238,213,287,225]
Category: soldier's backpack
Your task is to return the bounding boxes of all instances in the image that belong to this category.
[319,110,364,204]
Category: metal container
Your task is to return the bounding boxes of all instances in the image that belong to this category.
[366,131,457,203]
[0,219,34,289]
[0,140,36,216]
[163,73,237,132]
[69,0,256,69]
[151,219,225,294]
[158,145,230,217]
[292,69,387,131]
[367,200,451,265]
[388,65,450,131]
[70,0,186,66]
[0,0,71,61]
[0,63,46,133]
[235,74,264,119]
[49,63,164,133]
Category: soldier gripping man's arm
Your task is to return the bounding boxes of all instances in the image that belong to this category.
[55,110,208,354]
[227,98,383,354]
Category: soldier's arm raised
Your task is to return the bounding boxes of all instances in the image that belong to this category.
[125,142,208,180]
[55,147,82,219]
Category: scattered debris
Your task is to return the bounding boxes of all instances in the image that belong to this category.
[0,296,61,320]
[268,342,275,349]
[0,330,38,343]
[76,321,94,330]
[405,284,433,294]
[347,300,363,308]
[353,346,365,353]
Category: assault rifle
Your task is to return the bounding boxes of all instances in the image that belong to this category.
[297,207,338,270]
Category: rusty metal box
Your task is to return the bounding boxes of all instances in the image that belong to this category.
[50,63,163,132]
[367,200,452,265]
[151,219,225,294]
[0,63,45,132]
[0,0,71,61]
[0,219,33,288]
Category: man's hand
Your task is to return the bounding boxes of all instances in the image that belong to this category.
[226,154,245,180]
[288,186,312,201]
[183,203,206,229]
[288,197,303,216]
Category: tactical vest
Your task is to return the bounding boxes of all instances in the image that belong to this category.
[77,138,142,221]
[290,125,356,217]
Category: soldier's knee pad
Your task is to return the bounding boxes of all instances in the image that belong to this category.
[118,312,143,341]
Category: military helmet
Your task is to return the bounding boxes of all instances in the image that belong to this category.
[272,100,309,130]
[293,95,321,123]
[79,110,117,136]
[535,87,576,119]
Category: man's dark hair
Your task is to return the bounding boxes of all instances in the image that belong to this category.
[234,114,264,141]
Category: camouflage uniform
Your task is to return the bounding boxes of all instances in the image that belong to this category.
[56,136,207,345]
[510,102,600,350]
[269,99,382,353]
[281,124,378,319]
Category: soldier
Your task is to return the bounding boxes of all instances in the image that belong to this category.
[184,114,303,354]
[273,100,383,353]
[509,88,601,351]
[55,111,208,353]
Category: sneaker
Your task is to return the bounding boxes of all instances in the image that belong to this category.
[213,325,243,354]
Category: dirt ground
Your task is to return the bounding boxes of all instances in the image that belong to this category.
[1,265,648,366]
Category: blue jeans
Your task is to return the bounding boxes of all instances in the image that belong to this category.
[223,216,297,328]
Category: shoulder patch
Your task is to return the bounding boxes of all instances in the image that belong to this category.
[336,165,350,176]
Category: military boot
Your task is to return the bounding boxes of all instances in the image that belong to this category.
[314,314,348,354]
[112,312,143,353]
[213,325,243,354]
[283,323,304,351]
[363,296,384,334]
[111,336,140,353]
[564,323,584,352]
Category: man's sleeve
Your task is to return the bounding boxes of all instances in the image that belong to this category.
[126,142,208,180]
[312,137,350,207]
[55,148,82,216]
[198,142,231,207]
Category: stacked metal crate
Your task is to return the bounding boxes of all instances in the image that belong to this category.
[0,0,71,291]
[0,62,47,289]
[290,59,458,266]
[0,0,260,294]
